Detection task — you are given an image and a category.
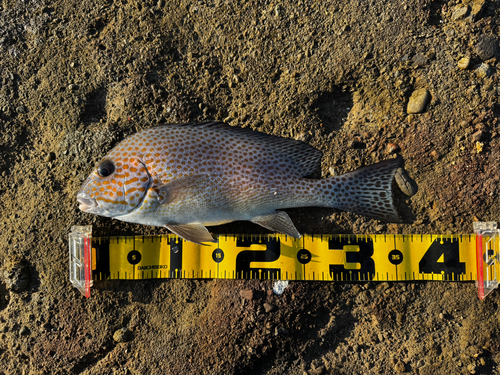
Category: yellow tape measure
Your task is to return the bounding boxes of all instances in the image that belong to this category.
[68,223,500,300]
[94,233,476,281]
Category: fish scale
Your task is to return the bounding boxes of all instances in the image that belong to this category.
[78,122,403,244]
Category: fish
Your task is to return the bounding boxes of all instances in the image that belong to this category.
[77,122,403,244]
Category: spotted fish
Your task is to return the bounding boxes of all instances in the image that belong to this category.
[77,122,402,243]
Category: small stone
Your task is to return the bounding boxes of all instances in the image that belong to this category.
[68,84,78,91]
[458,56,470,70]
[407,88,430,114]
[396,313,404,324]
[476,63,490,78]
[19,326,30,336]
[16,106,27,114]
[113,328,133,343]
[386,143,399,154]
[263,302,275,313]
[412,53,428,67]
[467,346,483,358]
[394,360,405,373]
[472,130,486,142]
[394,168,418,197]
[263,115,273,126]
[475,34,499,61]
[452,5,469,21]
[239,289,254,301]
[272,280,289,295]
[274,4,282,17]
[294,132,311,143]
[45,152,56,162]
[471,0,486,20]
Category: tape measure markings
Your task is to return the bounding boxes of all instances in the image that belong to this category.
[67,223,500,299]
[86,234,483,282]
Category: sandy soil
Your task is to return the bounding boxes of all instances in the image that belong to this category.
[1,0,500,373]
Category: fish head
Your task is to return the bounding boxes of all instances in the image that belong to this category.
[77,155,151,218]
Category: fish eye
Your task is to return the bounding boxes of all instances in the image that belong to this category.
[97,161,115,177]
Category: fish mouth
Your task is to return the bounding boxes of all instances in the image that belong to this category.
[77,194,113,217]
[77,193,128,217]
[77,195,98,212]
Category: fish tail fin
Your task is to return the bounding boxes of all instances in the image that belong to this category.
[327,157,403,222]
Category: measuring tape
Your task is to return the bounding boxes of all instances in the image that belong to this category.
[69,222,500,300]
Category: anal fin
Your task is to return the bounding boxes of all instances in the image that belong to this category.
[251,211,301,238]
[165,223,216,245]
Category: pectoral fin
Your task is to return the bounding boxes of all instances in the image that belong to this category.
[251,211,301,238]
[157,174,212,205]
[165,223,216,245]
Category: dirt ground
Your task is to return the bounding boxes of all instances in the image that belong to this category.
[1,0,500,373]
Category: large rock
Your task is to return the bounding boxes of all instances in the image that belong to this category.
[475,34,499,61]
